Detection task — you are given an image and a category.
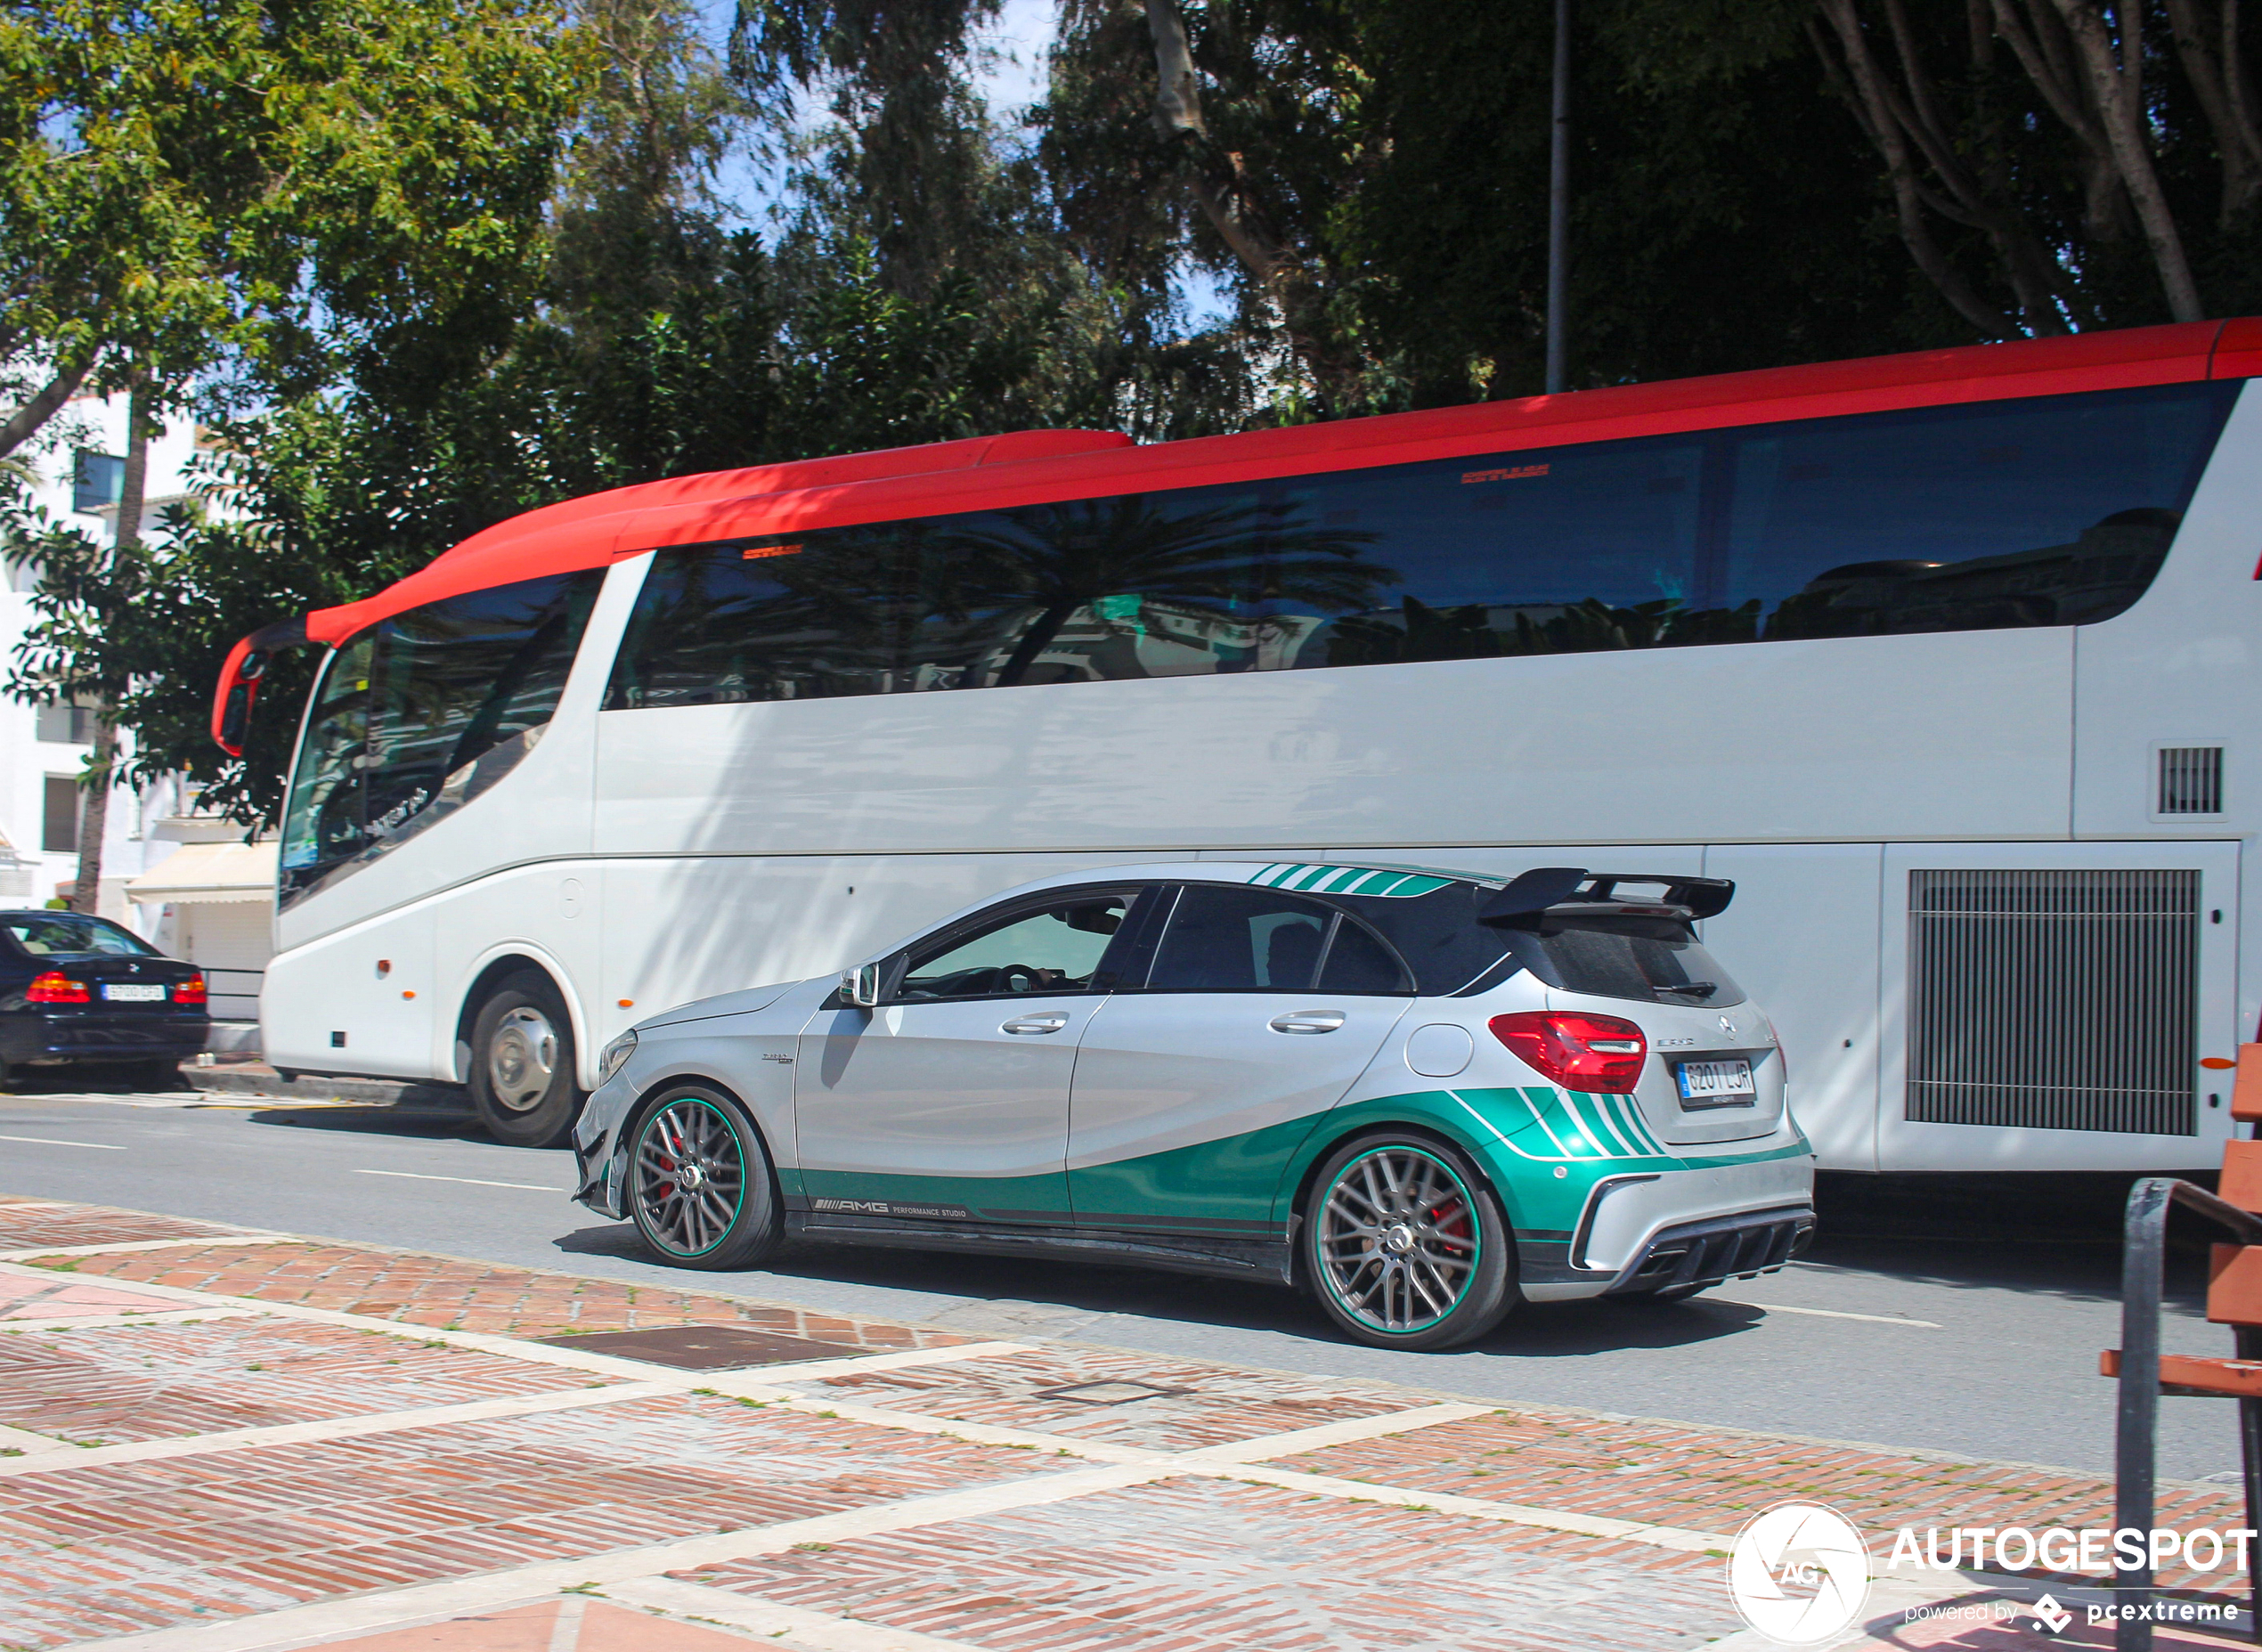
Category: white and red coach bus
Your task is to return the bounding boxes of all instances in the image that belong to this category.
[214,320,2262,1165]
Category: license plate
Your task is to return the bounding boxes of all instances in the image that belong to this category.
[102,983,165,1002]
[1676,1058,1755,1107]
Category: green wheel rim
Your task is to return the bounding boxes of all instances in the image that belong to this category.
[1314,1144,1481,1335]
[631,1095,747,1257]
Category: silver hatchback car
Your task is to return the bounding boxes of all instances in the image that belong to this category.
[573,860,1815,1349]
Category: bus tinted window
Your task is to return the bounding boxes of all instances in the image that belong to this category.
[605,381,2234,708]
[1729,387,2234,638]
[281,572,602,906]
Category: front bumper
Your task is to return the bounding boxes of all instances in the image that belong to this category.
[571,1076,636,1218]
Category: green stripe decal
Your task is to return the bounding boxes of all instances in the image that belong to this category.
[1244,864,1455,899]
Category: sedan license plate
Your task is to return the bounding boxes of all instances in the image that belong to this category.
[1676,1057,1755,1107]
[102,983,165,1003]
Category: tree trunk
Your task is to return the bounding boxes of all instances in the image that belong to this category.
[69,376,151,918]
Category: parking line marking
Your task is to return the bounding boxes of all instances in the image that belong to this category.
[1222,1461,1729,1550]
[354,1168,566,1192]
[0,1132,123,1150]
[0,1420,69,1454]
[605,1577,992,1651]
[1740,1301,1943,1328]
[1183,1402,1494,1463]
[754,1341,1038,1384]
[64,1463,1175,1652]
[0,1379,679,1477]
[0,1306,262,1332]
[0,1234,295,1260]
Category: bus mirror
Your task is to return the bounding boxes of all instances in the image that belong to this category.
[842,963,883,1008]
[219,683,250,751]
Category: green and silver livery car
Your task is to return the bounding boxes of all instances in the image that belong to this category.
[572,859,1815,1349]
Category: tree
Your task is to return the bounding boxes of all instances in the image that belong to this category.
[1801,0,2262,331]
[0,0,589,458]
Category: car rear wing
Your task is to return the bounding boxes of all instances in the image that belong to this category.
[1478,867,1736,926]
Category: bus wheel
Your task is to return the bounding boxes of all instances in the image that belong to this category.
[1302,1132,1516,1351]
[467,972,582,1149]
[626,1085,781,1270]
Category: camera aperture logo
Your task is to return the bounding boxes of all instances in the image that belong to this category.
[1727,1501,1873,1645]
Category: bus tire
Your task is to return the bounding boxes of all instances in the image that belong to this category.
[624,1084,781,1270]
[1302,1131,1516,1351]
[467,972,582,1149]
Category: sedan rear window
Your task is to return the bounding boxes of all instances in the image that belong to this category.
[3,913,158,959]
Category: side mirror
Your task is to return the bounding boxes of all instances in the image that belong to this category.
[841,963,883,1008]
[219,683,250,751]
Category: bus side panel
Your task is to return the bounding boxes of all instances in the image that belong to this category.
[589,626,2075,858]
[261,901,435,1078]
[2071,381,2262,847]
[435,862,604,1085]
[1873,839,2238,1173]
[1700,844,1884,1174]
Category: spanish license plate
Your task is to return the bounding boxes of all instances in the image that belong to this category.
[1676,1057,1755,1106]
[102,983,165,1002]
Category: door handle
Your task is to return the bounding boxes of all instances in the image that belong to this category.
[1001,1013,1070,1035]
[1269,1010,1347,1034]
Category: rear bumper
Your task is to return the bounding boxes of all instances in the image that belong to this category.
[1599,1205,1815,1296]
[0,1012,211,1063]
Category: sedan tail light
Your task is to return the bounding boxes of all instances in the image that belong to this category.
[28,972,89,1005]
[173,975,207,1005]
[1489,1011,1648,1093]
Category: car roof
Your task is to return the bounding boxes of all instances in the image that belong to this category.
[883,859,1501,956]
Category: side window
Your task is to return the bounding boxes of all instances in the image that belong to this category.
[1148,887,1335,991]
[898,895,1130,1000]
[606,531,906,709]
[280,572,602,906]
[1318,920,1412,993]
[1728,384,2234,638]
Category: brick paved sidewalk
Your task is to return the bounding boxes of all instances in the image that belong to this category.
[0,1192,2250,1652]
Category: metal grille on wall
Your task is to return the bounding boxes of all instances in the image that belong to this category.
[1907,869,2198,1135]
[2158,747,2225,816]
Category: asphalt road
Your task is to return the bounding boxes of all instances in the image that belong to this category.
[0,1078,2240,1485]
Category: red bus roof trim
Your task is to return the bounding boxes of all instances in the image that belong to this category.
[300,320,2245,646]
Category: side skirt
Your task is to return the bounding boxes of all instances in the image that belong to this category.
[786,1210,1295,1286]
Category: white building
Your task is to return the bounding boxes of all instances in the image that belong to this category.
[5,388,270,1038]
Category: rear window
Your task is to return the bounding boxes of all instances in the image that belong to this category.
[1501,921,1746,1007]
[3,913,157,959]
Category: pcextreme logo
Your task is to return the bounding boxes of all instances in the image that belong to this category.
[1726,1501,1872,1646]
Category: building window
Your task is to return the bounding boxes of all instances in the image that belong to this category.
[42,777,81,853]
[35,702,95,745]
[72,452,125,517]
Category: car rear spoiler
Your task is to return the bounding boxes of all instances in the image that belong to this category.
[210,616,311,757]
[1477,868,1736,926]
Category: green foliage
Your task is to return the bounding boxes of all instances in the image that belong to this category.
[0,0,590,444]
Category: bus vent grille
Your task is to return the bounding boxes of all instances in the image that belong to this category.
[2159,746,2225,816]
[1907,868,2198,1135]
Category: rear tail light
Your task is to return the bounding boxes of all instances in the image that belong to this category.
[1489,1011,1648,1093]
[28,972,88,1005]
[173,975,207,1005]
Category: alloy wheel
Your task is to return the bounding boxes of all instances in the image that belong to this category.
[1315,1145,1480,1334]
[633,1097,746,1257]
[486,1005,557,1112]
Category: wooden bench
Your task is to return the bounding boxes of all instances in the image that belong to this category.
[2103,1041,2262,1649]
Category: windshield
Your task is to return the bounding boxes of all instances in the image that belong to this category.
[3,913,159,959]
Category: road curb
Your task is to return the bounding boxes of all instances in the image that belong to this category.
[180,1063,473,1111]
